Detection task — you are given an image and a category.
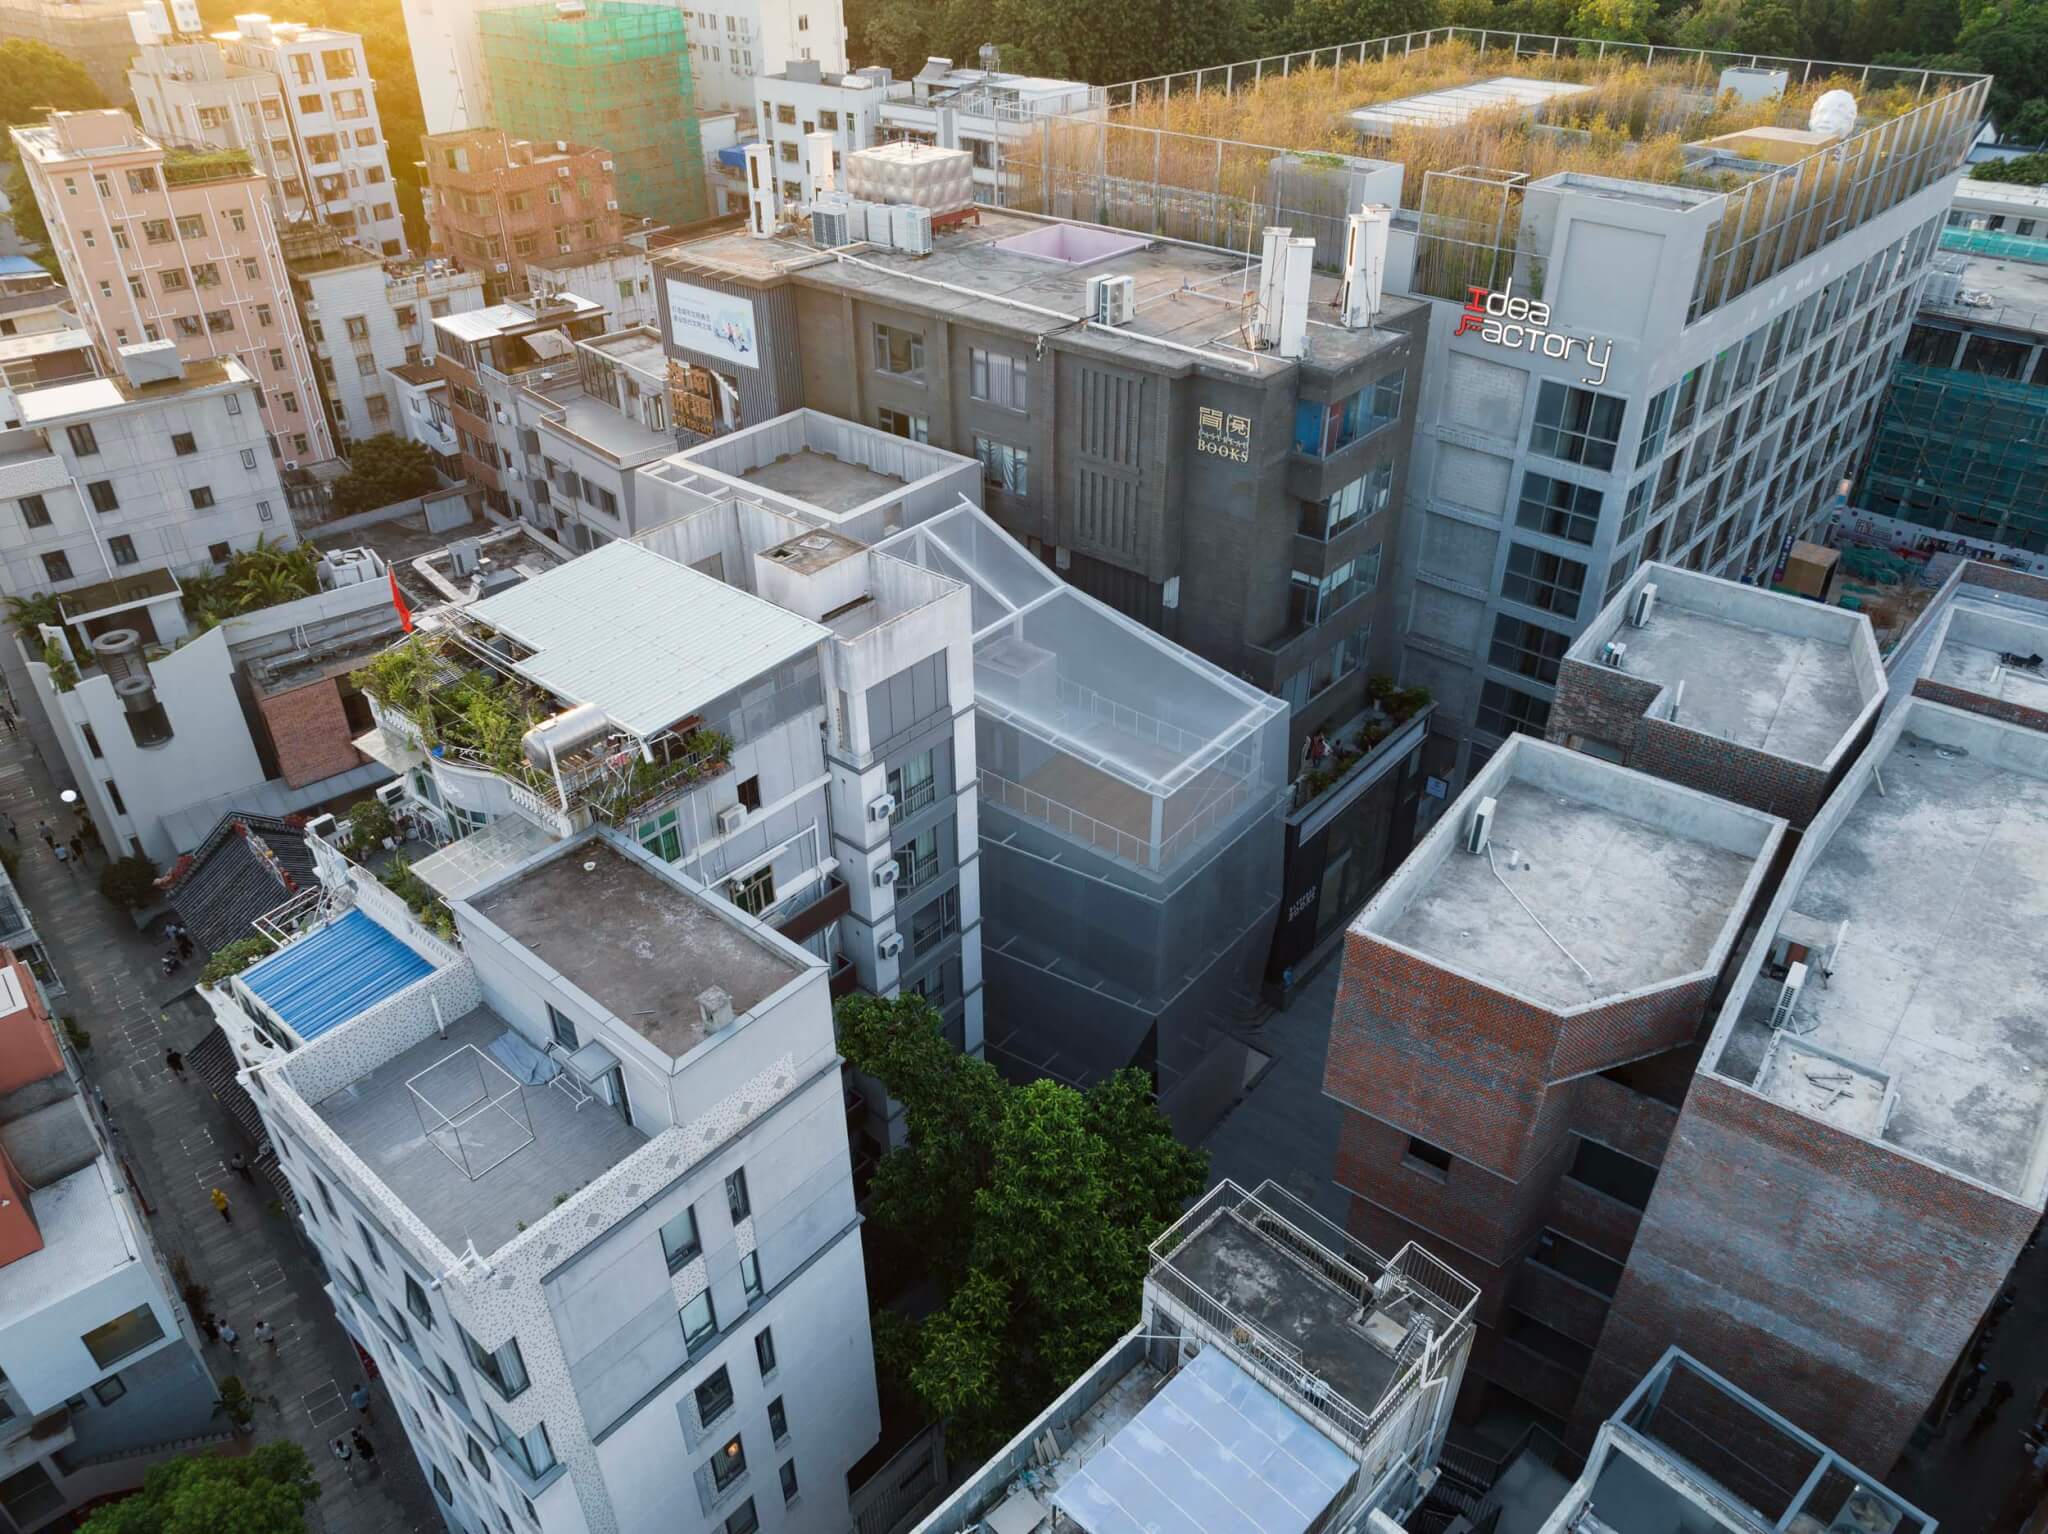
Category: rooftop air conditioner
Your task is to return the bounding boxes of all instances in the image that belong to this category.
[867,793,896,822]
[812,207,850,246]
[376,779,408,810]
[878,932,903,959]
[605,199,618,211]
[717,803,746,834]
[1465,795,1496,856]
[1629,582,1658,628]
[1087,273,1135,325]
[304,812,339,842]
[1600,640,1627,669]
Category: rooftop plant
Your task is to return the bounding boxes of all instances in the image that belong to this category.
[202,934,278,984]
[161,146,255,186]
[181,537,322,630]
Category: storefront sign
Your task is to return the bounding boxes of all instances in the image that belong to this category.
[664,278,760,371]
[668,358,742,438]
[1453,281,1613,388]
[1196,405,1252,462]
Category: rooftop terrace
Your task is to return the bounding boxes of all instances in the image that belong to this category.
[1923,598,2048,710]
[1358,736,1781,1010]
[471,840,804,1059]
[1707,700,2048,1202]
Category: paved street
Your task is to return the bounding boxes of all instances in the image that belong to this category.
[0,726,441,1534]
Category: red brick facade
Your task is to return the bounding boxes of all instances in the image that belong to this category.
[256,677,363,789]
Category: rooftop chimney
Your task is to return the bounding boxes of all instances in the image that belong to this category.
[697,986,735,1031]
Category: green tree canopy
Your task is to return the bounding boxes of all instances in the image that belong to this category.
[837,992,1205,1458]
[331,433,441,518]
[79,1441,319,1534]
[1675,0,1806,55]
[0,39,103,128]
[1971,148,2048,181]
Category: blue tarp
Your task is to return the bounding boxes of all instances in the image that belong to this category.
[242,909,434,1043]
[717,145,749,169]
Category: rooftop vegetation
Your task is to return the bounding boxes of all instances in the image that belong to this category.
[161,146,255,185]
[181,538,321,630]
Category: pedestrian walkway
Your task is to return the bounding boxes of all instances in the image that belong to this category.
[0,730,441,1534]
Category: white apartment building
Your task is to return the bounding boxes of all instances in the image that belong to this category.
[684,0,847,117]
[0,955,222,1531]
[527,244,658,331]
[391,361,461,469]
[128,9,409,256]
[289,239,486,451]
[209,812,882,1534]
[750,55,1088,207]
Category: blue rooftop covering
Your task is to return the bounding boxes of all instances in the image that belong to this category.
[0,256,44,277]
[242,909,435,1043]
[717,145,748,169]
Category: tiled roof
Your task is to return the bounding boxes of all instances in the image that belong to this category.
[164,812,316,953]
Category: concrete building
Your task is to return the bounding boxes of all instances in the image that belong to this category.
[685,0,846,117]
[422,129,623,304]
[285,233,486,452]
[528,242,659,330]
[390,359,461,472]
[0,0,137,102]
[1892,555,2048,728]
[0,273,78,339]
[513,326,675,549]
[652,208,1427,770]
[988,33,1985,790]
[10,110,334,468]
[127,12,408,256]
[908,1179,1478,1534]
[751,56,1089,208]
[0,329,99,429]
[207,829,883,1534]
[0,953,223,1530]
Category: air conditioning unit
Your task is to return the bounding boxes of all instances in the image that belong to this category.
[878,932,903,959]
[605,199,619,211]
[873,862,899,888]
[494,261,509,273]
[866,793,896,823]
[558,243,573,254]
[1465,795,1497,856]
[556,165,571,178]
[1087,273,1135,325]
[303,812,339,842]
[717,803,746,834]
[1600,640,1627,669]
[601,159,614,171]
[376,779,409,810]
[811,206,850,247]
[1629,582,1658,628]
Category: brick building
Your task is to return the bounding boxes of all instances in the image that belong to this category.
[420,128,622,303]
[1546,563,1886,827]
[1324,735,1785,1424]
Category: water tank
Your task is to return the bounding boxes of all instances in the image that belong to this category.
[522,703,612,768]
[842,144,972,217]
[1809,90,1858,139]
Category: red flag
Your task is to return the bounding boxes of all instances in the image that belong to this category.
[389,567,413,633]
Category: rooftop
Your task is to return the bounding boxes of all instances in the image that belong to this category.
[1924,248,2048,332]
[470,840,805,1058]
[464,539,827,737]
[1923,598,2048,709]
[1574,564,1883,769]
[437,295,605,345]
[0,1162,135,1314]
[242,909,436,1044]
[742,449,905,515]
[1358,737,1781,1011]
[541,390,674,463]
[0,328,94,366]
[662,208,1420,378]
[17,358,242,421]
[311,1003,648,1255]
[1707,700,2048,1202]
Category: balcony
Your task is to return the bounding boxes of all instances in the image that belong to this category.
[1293,689,1431,813]
[771,874,850,945]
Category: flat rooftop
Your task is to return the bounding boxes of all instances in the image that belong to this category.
[544,391,674,462]
[664,208,1419,378]
[1924,598,2048,710]
[1709,705,2048,1200]
[1349,75,1593,134]
[17,358,239,420]
[438,296,604,344]
[1929,250,2048,327]
[311,1004,648,1255]
[0,1162,134,1313]
[742,449,906,515]
[471,841,804,1057]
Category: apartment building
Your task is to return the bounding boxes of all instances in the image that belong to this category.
[0,330,98,430]
[512,327,676,548]
[750,56,1089,208]
[910,1180,1478,1534]
[422,130,623,304]
[0,954,222,1530]
[207,834,882,1534]
[653,207,1427,769]
[285,233,486,451]
[684,0,846,115]
[528,243,658,330]
[987,34,1983,791]
[10,110,333,468]
[127,11,408,256]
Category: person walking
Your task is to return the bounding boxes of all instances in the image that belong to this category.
[66,833,82,865]
[200,1314,221,1345]
[252,1319,276,1353]
[34,821,51,850]
[51,841,70,876]
[331,1435,355,1483]
[210,1186,232,1224]
[350,1428,377,1474]
[350,1382,373,1424]
[217,1320,239,1354]
[229,1151,254,1185]
[177,928,194,961]
[163,1048,185,1080]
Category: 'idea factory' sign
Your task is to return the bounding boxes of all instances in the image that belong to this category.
[1454,282,1613,388]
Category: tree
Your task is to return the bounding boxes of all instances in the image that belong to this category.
[330,434,440,518]
[0,40,102,128]
[1569,0,1656,40]
[80,1441,319,1534]
[1972,149,2048,181]
[99,854,161,912]
[838,992,1204,1458]
[1676,0,1805,54]
[344,796,396,857]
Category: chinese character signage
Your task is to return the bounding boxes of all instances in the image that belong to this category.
[1197,405,1252,463]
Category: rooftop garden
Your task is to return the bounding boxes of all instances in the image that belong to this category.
[181,538,322,629]
[162,147,256,186]
[1294,676,1431,809]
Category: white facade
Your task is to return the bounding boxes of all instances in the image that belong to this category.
[684,0,846,116]
[392,365,459,463]
[527,246,658,331]
[294,249,485,449]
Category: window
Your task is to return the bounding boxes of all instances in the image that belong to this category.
[661,1206,701,1271]
[969,347,1028,409]
[740,1252,763,1305]
[461,1327,530,1401]
[1300,461,1393,540]
[638,808,681,863]
[727,1499,759,1534]
[712,1434,748,1492]
[909,889,960,957]
[780,1460,799,1504]
[1489,615,1570,686]
[681,1291,718,1355]
[91,1373,128,1406]
[142,218,172,245]
[754,1327,776,1378]
[160,268,187,293]
[1500,544,1587,618]
[1293,371,1404,456]
[345,315,370,341]
[888,750,937,822]
[66,424,98,457]
[974,436,1029,496]
[355,1220,385,1269]
[227,393,243,416]
[1476,679,1553,740]
[19,495,49,528]
[725,1168,750,1222]
[176,213,206,240]
[467,1436,492,1481]
[87,481,118,514]
[547,1004,578,1051]
[190,487,215,510]
[357,354,378,377]
[316,1179,339,1219]
[873,323,924,376]
[876,406,928,442]
[406,1273,434,1327]
[695,1367,735,1429]
[432,1466,453,1502]
[81,1305,166,1368]
[109,535,137,567]
[1404,1136,1453,1177]
[40,552,70,582]
[736,776,761,812]
[894,827,939,891]
[729,866,774,916]
[229,207,246,232]
[171,431,196,456]
[1529,381,1625,470]
[1515,472,1602,545]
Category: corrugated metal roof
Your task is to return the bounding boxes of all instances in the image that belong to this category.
[1051,1349,1352,1534]
[242,909,435,1043]
[467,540,829,737]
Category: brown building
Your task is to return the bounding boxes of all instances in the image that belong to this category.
[420,128,622,303]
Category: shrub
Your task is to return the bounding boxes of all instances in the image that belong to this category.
[98,854,160,912]
[202,935,277,984]
[344,797,396,857]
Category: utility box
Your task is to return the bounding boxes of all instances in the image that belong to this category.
[1781,540,1841,603]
